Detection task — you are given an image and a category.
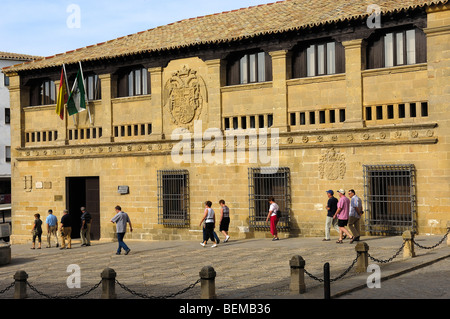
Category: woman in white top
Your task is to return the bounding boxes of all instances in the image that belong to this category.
[265,197,280,241]
[199,201,217,248]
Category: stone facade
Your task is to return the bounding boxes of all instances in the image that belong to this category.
[4,3,450,244]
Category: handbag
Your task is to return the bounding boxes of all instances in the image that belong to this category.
[276,210,282,218]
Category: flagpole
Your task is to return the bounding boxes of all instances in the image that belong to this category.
[78,61,93,125]
[63,64,76,126]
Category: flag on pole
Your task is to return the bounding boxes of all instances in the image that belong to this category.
[67,68,87,116]
[56,66,68,120]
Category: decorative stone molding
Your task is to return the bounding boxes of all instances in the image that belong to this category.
[15,122,437,161]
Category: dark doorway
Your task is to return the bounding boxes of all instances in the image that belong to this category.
[66,177,100,240]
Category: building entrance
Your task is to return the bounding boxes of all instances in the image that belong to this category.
[66,177,100,240]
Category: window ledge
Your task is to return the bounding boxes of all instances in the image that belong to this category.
[112,94,151,104]
[221,81,272,93]
[287,73,345,86]
[23,104,56,112]
[362,63,427,77]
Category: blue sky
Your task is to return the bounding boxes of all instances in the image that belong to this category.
[1,0,277,57]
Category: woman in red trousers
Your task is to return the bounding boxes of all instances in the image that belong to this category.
[265,197,280,241]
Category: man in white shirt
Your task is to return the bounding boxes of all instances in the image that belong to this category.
[348,189,363,243]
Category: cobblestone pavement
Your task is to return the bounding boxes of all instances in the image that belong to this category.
[336,257,450,299]
[0,234,448,300]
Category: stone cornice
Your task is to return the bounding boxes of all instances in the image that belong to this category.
[423,25,450,37]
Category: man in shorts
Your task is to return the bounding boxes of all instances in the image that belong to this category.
[333,189,354,244]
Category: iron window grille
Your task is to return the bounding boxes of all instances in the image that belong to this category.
[363,164,416,235]
[157,170,190,227]
[248,167,291,231]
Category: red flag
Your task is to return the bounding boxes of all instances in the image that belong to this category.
[56,66,68,120]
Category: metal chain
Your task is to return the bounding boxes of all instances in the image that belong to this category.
[26,280,102,299]
[6,229,448,299]
[304,253,360,283]
[115,278,201,299]
[0,282,14,295]
[330,253,360,282]
[368,241,405,264]
[412,229,449,250]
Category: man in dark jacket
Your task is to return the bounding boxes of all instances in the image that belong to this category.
[323,190,340,241]
[60,210,72,249]
[80,207,92,247]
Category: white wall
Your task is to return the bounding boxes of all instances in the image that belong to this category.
[0,59,18,177]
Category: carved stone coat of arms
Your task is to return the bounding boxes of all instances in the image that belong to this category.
[164,66,207,128]
[319,148,346,180]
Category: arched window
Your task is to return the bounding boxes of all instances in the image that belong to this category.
[116,66,151,98]
[366,27,426,69]
[85,73,101,101]
[226,50,272,86]
[292,40,345,78]
[28,78,56,106]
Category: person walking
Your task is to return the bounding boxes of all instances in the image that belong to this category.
[111,206,132,255]
[348,189,363,243]
[60,210,72,249]
[265,197,280,241]
[201,221,220,245]
[45,209,59,248]
[333,189,354,244]
[80,206,92,247]
[323,190,340,241]
[31,213,43,249]
[219,199,230,243]
[199,201,217,248]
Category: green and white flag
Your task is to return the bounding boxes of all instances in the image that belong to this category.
[67,69,87,116]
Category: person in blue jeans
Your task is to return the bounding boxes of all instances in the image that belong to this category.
[111,205,133,255]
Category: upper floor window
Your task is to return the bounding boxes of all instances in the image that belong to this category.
[227,51,272,86]
[117,67,150,98]
[3,74,9,87]
[5,108,10,124]
[29,79,55,106]
[292,40,345,78]
[366,28,426,69]
[5,146,11,163]
[85,74,101,101]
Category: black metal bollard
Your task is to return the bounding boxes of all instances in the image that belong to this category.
[323,263,331,299]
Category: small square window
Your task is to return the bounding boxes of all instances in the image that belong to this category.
[421,102,428,117]
[339,109,346,122]
[330,110,336,123]
[365,107,372,121]
[319,110,326,124]
[398,104,405,118]
[290,113,296,126]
